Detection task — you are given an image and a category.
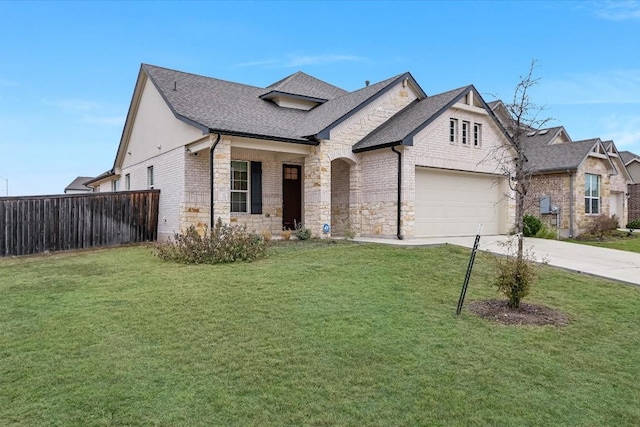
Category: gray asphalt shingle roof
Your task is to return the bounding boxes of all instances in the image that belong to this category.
[353,86,470,152]
[620,150,639,164]
[523,138,602,173]
[260,71,347,100]
[64,176,94,192]
[142,64,409,143]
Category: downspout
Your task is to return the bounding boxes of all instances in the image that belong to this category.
[391,145,404,240]
[568,170,574,238]
[209,132,221,228]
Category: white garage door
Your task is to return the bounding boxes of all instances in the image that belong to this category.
[415,167,503,237]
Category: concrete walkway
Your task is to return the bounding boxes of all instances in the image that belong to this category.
[354,235,640,286]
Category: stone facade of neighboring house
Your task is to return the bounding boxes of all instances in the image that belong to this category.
[88,64,518,241]
[487,104,633,237]
[629,184,640,223]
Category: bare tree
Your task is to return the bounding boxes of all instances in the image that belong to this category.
[488,60,552,308]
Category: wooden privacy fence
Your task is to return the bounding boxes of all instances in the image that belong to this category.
[0,190,160,257]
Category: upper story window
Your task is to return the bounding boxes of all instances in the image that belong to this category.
[462,121,470,145]
[473,123,482,147]
[112,179,120,192]
[449,119,458,143]
[585,173,600,214]
[231,161,249,213]
[147,166,154,189]
[125,174,131,191]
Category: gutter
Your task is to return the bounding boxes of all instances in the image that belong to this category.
[568,170,574,238]
[209,132,221,227]
[391,145,404,240]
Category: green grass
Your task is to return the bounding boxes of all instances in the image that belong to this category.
[569,231,640,253]
[1,241,639,426]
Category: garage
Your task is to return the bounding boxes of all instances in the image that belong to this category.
[414,167,505,237]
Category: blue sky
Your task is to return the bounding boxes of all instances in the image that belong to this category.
[1,0,639,196]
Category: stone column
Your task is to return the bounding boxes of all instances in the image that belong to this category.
[304,145,331,238]
[212,138,231,225]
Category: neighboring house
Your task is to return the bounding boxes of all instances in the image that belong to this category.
[620,151,640,183]
[64,176,94,194]
[90,64,516,240]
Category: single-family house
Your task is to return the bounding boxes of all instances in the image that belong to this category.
[89,64,516,240]
[620,151,640,183]
[489,99,632,236]
[64,176,95,194]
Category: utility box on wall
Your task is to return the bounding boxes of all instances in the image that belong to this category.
[540,196,551,214]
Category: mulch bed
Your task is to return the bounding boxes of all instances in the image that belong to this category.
[467,299,570,326]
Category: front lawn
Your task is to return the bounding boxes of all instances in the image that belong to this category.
[1,242,639,426]
[569,230,640,253]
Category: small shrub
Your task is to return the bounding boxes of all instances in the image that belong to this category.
[261,229,272,242]
[587,214,619,237]
[534,224,557,240]
[294,220,312,241]
[523,214,542,237]
[491,237,544,309]
[344,229,356,240]
[154,219,266,264]
[281,229,292,241]
[627,219,640,230]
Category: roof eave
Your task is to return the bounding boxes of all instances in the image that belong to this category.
[352,141,402,153]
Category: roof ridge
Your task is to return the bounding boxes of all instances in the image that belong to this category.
[142,63,264,90]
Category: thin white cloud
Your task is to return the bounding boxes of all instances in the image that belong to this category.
[539,70,640,105]
[588,0,640,20]
[234,54,365,68]
[0,78,18,87]
[43,98,102,111]
[599,114,640,152]
[82,116,124,126]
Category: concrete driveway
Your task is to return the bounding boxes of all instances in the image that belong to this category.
[354,235,640,286]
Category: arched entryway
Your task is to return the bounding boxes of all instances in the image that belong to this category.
[331,158,351,236]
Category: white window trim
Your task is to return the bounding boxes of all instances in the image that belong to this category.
[449,118,458,144]
[125,174,131,191]
[231,160,250,213]
[473,123,482,147]
[462,121,470,145]
[585,173,600,215]
[147,166,154,189]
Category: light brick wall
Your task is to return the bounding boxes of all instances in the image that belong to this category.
[359,149,399,236]
[120,146,186,240]
[629,184,640,223]
[403,102,516,236]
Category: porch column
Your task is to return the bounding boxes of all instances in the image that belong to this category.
[304,145,331,238]
[212,138,231,225]
[349,161,362,235]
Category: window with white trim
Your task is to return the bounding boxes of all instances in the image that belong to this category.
[112,179,120,192]
[449,118,458,143]
[585,173,600,214]
[147,166,154,189]
[125,174,130,191]
[231,161,249,213]
[462,121,470,145]
[473,123,482,147]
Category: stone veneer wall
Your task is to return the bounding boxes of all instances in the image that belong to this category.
[629,184,640,223]
[330,159,350,235]
[575,157,613,235]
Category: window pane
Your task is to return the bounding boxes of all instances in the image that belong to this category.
[585,198,590,214]
[591,198,599,214]
[231,192,247,213]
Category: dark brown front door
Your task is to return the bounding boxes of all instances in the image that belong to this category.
[282,164,301,230]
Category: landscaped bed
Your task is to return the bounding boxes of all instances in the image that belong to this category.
[1,241,639,426]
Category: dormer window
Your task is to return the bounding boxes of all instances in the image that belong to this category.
[259,91,327,111]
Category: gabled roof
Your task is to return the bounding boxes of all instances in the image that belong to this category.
[260,71,347,101]
[352,86,470,152]
[523,138,612,174]
[620,150,640,165]
[520,126,572,146]
[64,176,94,192]
[353,85,512,153]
